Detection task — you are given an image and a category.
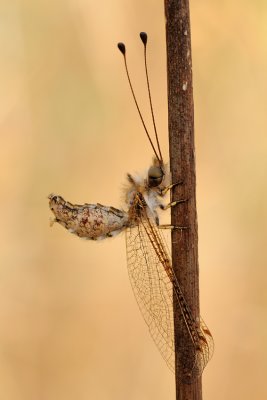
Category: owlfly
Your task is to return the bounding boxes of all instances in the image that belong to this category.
[48,32,213,381]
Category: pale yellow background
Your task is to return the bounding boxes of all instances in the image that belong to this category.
[0,1,266,399]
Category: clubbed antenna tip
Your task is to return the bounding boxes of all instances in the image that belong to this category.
[140,32,147,45]
[117,42,126,55]
[117,32,162,164]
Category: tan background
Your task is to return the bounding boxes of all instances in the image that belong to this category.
[0,1,266,399]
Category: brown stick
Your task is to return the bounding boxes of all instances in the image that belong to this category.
[164,1,202,399]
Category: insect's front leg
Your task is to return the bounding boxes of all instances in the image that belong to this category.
[159,181,183,196]
[158,179,189,210]
[158,181,189,229]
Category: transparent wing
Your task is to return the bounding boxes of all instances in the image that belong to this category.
[126,210,213,379]
[126,218,175,371]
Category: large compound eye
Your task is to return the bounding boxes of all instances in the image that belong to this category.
[148,165,164,188]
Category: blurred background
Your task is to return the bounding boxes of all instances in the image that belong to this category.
[0,1,267,399]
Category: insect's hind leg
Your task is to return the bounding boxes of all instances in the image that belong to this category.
[159,195,189,229]
[159,224,188,230]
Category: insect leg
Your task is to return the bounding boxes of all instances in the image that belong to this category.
[158,224,188,230]
[160,198,188,210]
[160,181,183,196]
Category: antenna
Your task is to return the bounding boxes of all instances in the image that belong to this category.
[117,40,161,163]
[140,32,163,163]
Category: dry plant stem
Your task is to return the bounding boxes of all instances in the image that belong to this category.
[165,1,202,399]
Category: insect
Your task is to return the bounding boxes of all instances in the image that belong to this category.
[48,32,213,381]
